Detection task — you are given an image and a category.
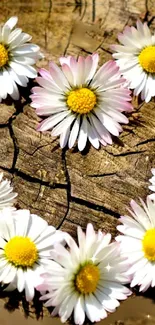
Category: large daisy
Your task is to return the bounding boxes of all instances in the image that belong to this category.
[148,168,155,200]
[111,20,155,103]
[0,16,42,101]
[30,54,132,151]
[0,208,64,301]
[0,172,17,209]
[116,198,155,292]
[37,224,131,324]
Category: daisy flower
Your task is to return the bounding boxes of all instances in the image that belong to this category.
[0,172,17,209]
[0,208,64,301]
[0,16,42,101]
[30,54,132,151]
[37,224,131,325]
[116,198,155,292]
[148,168,155,200]
[111,20,155,103]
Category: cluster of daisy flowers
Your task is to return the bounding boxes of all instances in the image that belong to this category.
[0,17,155,151]
[1,14,155,325]
[1,170,155,324]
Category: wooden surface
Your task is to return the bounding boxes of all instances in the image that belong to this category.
[0,0,155,318]
[0,0,155,239]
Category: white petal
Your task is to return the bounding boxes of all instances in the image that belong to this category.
[78,116,88,151]
[51,113,75,137]
[87,122,100,149]
[74,295,85,325]
[10,62,37,78]
[68,116,80,149]
[24,269,35,301]
[38,111,70,132]
[17,268,25,292]
[5,17,18,30]
[60,127,70,148]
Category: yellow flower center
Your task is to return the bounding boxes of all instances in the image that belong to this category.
[67,88,97,114]
[139,46,155,73]
[142,229,155,261]
[4,236,38,268]
[75,264,100,294]
[0,44,9,68]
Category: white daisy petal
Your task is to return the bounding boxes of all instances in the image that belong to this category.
[87,122,100,149]
[37,111,70,132]
[117,197,155,292]
[31,55,132,150]
[0,173,17,209]
[49,61,70,91]
[86,53,99,82]
[78,116,88,151]
[148,168,155,202]
[5,17,18,30]
[38,224,130,324]
[51,113,75,137]
[8,28,22,45]
[68,116,80,149]
[17,268,25,292]
[60,127,71,149]
[10,62,37,78]
[76,56,85,85]
[0,17,42,101]
[85,293,107,322]
[90,114,112,145]
[112,20,155,102]
[24,270,35,301]
[0,209,64,301]
[61,63,74,86]
[0,263,12,282]
[74,295,85,325]
[2,265,17,284]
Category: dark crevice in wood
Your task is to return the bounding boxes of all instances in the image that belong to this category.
[80,0,87,21]
[56,149,71,229]
[100,47,113,54]
[63,27,74,56]
[45,0,53,49]
[105,150,146,157]
[0,123,9,128]
[92,0,96,22]
[87,172,117,178]
[136,138,155,146]
[0,165,67,190]
[71,196,120,218]
[8,122,19,171]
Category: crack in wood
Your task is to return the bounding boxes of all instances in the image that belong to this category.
[136,138,155,146]
[45,0,52,49]
[8,122,19,171]
[56,148,71,229]
[92,0,96,22]
[0,165,67,190]
[71,196,120,218]
[87,172,117,178]
[105,149,146,157]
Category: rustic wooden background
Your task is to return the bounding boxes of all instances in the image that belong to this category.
[0,0,155,242]
[0,0,155,319]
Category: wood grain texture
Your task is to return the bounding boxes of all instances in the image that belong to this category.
[0,0,155,317]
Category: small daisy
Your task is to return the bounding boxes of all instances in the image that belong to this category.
[116,198,155,292]
[148,168,155,200]
[30,54,132,151]
[0,172,17,209]
[37,224,131,325]
[111,20,155,103]
[0,208,64,301]
[0,16,42,101]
